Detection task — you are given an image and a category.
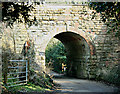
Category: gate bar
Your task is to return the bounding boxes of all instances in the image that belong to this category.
[7,76,26,80]
[9,60,27,62]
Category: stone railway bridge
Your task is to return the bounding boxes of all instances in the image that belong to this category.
[0,1,120,84]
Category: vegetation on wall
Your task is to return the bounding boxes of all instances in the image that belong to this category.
[88,2,120,86]
[1,30,55,93]
[2,37,56,93]
[89,2,120,39]
[45,38,67,73]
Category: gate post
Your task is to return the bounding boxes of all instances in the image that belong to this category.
[27,59,30,82]
[3,61,8,85]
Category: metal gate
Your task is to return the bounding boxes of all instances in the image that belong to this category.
[6,60,28,87]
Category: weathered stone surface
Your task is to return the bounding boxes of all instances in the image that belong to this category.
[1,2,119,85]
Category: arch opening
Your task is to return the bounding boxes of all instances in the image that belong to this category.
[45,32,90,78]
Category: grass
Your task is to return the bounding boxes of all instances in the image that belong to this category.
[2,82,51,94]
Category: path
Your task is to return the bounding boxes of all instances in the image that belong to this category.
[20,71,119,94]
[49,71,119,93]
[53,78,119,93]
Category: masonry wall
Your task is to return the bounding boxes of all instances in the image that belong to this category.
[25,4,104,74]
[0,24,2,94]
[1,3,120,85]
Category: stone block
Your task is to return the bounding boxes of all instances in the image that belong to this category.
[49,21,55,26]
[42,21,49,25]
[42,16,49,21]
[49,16,57,21]
[0,48,1,53]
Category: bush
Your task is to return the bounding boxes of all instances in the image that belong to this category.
[45,38,67,73]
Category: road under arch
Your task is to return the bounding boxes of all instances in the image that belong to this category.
[48,32,91,78]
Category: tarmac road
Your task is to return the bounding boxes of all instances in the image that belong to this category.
[53,78,119,93]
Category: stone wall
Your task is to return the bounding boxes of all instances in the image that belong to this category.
[24,4,105,77]
[93,32,120,84]
[0,26,2,94]
[0,2,2,92]
[1,2,120,85]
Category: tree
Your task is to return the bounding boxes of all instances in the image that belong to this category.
[45,38,67,73]
[89,2,120,39]
[2,2,38,27]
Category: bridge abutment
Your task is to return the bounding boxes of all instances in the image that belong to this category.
[1,2,120,85]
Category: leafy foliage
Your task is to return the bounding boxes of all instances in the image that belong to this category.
[45,38,67,73]
[2,2,37,27]
[89,2,120,39]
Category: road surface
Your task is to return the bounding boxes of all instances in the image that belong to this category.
[49,71,119,93]
[53,78,119,93]
[19,71,119,94]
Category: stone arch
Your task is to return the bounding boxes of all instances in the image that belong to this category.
[46,28,96,57]
[45,31,91,78]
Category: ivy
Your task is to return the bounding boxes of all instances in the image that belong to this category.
[89,2,120,39]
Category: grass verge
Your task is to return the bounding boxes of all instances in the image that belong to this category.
[2,82,51,94]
